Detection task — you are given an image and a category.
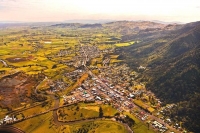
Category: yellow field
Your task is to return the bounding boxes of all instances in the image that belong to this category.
[115,41,135,47]
[110,54,119,58]
[13,112,52,133]
[98,44,113,50]
[57,104,99,122]
[80,106,99,112]
[37,78,51,91]
[133,99,155,113]
[62,73,88,95]
[101,104,118,116]
[110,59,123,63]
[69,120,128,133]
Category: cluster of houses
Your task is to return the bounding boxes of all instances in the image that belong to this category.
[54,79,69,90]
[152,120,168,133]
[69,45,101,68]
[134,111,149,121]
[57,49,72,57]
[0,115,17,125]
[63,69,84,82]
[61,72,137,113]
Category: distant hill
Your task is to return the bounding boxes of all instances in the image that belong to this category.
[50,20,174,34]
[50,23,102,29]
[50,23,82,28]
[80,24,103,28]
[64,19,113,24]
[115,21,200,132]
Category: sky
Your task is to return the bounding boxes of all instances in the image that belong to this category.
[0,0,200,23]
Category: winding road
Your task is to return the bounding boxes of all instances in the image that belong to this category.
[0,126,25,133]
[0,59,8,67]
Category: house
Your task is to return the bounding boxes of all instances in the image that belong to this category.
[95,96,102,101]
[85,94,90,98]
[129,93,135,98]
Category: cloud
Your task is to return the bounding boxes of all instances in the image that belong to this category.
[0,0,200,22]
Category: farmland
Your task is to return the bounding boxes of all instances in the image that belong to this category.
[0,24,136,132]
[0,21,188,133]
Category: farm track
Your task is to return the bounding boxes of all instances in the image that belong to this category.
[0,59,8,66]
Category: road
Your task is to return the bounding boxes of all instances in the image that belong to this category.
[0,126,25,133]
[0,59,8,67]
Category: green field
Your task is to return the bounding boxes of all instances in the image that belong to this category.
[69,120,128,133]
[101,104,118,117]
[57,104,99,122]
[115,41,135,47]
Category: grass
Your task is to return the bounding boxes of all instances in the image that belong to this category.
[20,105,47,117]
[133,125,155,133]
[98,44,114,50]
[57,103,99,122]
[30,116,58,133]
[101,104,118,117]
[133,100,149,110]
[13,112,52,133]
[115,41,135,47]
[110,59,123,63]
[57,103,118,122]
[91,69,99,75]
[62,73,88,95]
[37,78,51,91]
[110,54,119,59]
[69,120,128,133]
[133,99,155,113]
[123,112,155,133]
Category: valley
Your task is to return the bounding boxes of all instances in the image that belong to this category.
[0,21,199,133]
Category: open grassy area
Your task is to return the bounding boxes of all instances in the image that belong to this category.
[33,118,129,133]
[101,104,118,117]
[115,41,135,47]
[110,54,119,59]
[57,103,99,122]
[133,100,148,109]
[13,112,52,133]
[98,44,114,50]
[36,78,51,91]
[133,100,155,113]
[123,112,155,133]
[21,105,47,117]
[31,116,61,133]
[69,120,128,133]
[62,73,88,95]
[110,59,123,64]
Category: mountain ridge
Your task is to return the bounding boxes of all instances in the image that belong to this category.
[115,21,200,132]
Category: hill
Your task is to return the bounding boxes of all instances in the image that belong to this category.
[80,24,103,28]
[115,21,200,132]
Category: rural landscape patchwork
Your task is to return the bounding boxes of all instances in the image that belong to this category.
[0,0,200,133]
[0,21,199,133]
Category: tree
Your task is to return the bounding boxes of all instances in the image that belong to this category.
[99,107,103,118]
[76,106,79,111]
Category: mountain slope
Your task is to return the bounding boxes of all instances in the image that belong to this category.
[116,21,200,132]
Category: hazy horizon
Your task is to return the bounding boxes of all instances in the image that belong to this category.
[0,0,200,23]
